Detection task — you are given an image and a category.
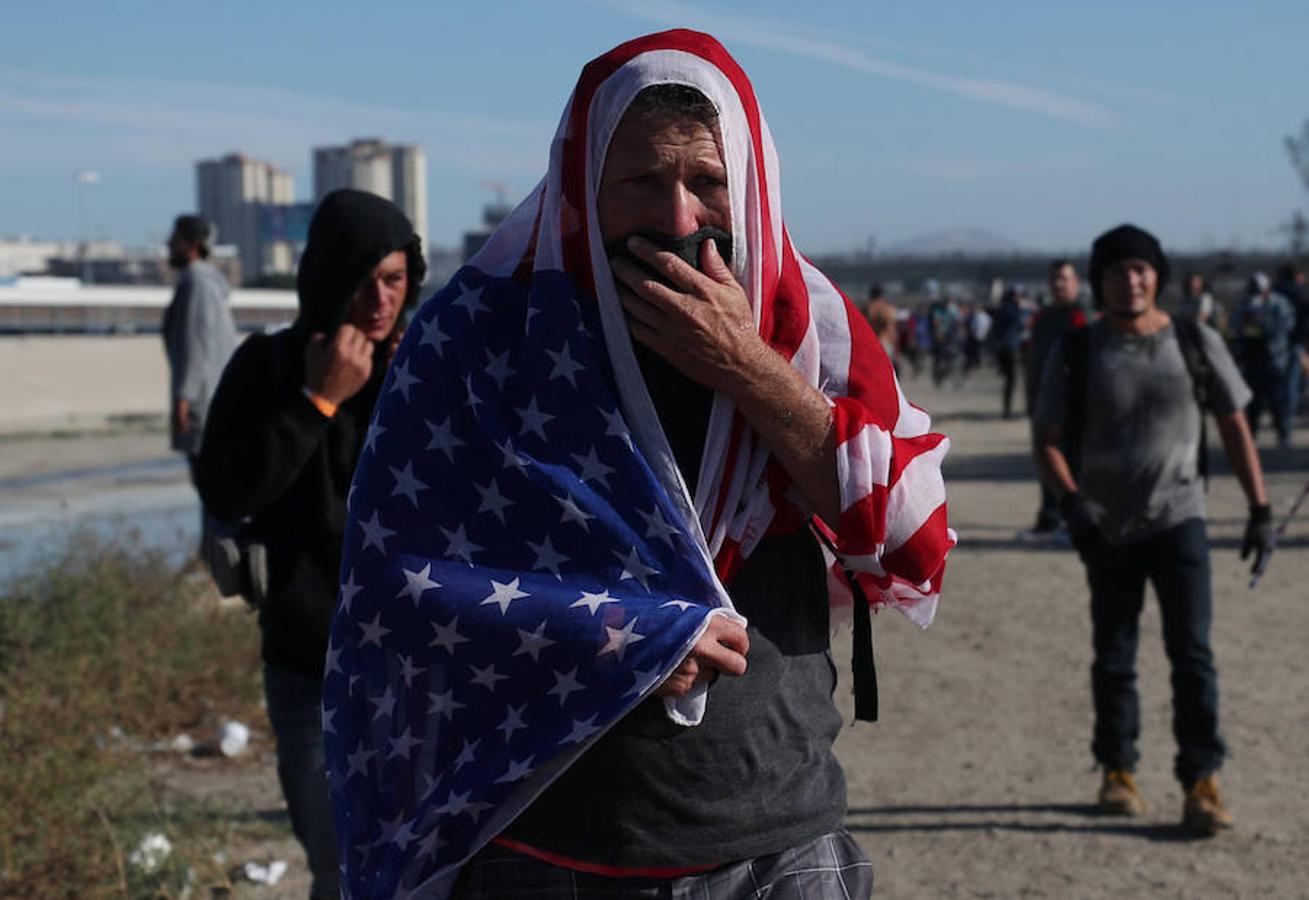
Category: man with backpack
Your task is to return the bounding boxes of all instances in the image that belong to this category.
[1032,224,1273,835]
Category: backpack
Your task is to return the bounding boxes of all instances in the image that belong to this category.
[1064,316,1213,486]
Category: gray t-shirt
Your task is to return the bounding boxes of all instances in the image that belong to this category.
[1034,318,1251,545]
[501,529,846,868]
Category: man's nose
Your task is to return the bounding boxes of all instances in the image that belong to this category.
[655,184,702,237]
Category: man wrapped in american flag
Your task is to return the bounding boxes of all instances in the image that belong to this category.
[325,29,955,898]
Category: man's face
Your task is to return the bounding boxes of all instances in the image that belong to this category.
[597,110,730,247]
[1187,274,1204,296]
[1100,259,1158,319]
[1049,264,1080,304]
[347,249,408,341]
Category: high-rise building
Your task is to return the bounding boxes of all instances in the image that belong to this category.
[313,139,428,252]
[197,153,294,284]
[391,145,428,254]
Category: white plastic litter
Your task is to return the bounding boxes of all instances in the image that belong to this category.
[242,859,288,886]
[218,719,250,757]
[128,832,172,873]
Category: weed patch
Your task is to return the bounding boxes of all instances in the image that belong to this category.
[0,535,264,897]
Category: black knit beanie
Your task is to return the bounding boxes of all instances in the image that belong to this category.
[1088,224,1170,303]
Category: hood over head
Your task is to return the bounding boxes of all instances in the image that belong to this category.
[295,189,427,335]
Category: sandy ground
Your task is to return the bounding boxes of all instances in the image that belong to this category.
[4,340,1307,897]
[832,373,1309,898]
[0,335,170,435]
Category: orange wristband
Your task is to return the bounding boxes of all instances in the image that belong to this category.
[302,387,338,419]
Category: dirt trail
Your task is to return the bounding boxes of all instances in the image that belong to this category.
[131,371,1309,898]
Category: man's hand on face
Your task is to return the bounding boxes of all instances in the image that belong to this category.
[612,236,762,393]
[655,614,749,699]
[304,324,374,406]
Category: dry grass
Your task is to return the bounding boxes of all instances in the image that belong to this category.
[0,535,268,898]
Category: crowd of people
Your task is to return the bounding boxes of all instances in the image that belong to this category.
[155,28,1299,900]
[865,262,1309,456]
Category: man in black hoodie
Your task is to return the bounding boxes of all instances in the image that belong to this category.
[198,189,425,899]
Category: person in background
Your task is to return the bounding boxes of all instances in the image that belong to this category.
[162,214,239,560]
[1178,272,1218,328]
[992,287,1026,419]
[907,306,931,377]
[1273,263,1308,424]
[1021,259,1089,540]
[1034,223,1271,835]
[864,283,900,374]
[964,302,992,375]
[929,294,965,388]
[1230,272,1296,448]
[197,190,426,900]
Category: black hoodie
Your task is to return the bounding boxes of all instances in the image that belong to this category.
[198,190,426,680]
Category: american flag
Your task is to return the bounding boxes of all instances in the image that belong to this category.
[325,28,954,898]
[323,268,736,897]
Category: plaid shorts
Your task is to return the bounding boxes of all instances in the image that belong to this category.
[451,829,873,899]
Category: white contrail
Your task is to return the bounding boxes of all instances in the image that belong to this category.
[596,0,1119,129]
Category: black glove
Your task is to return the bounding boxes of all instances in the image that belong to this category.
[1060,492,1104,561]
[1240,503,1274,575]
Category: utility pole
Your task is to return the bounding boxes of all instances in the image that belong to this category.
[73,170,99,284]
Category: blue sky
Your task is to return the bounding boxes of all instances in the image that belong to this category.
[2,0,1305,255]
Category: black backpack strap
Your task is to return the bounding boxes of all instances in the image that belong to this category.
[810,524,878,723]
[1172,317,1213,487]
[1061,326,1091,456]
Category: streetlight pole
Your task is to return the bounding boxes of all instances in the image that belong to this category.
[73,170,99,284]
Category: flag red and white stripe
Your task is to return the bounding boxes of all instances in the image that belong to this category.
[475,30,955,626]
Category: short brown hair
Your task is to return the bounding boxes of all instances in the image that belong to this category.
[626,83,719,128]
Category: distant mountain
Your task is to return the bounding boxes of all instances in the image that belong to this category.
[885,228,1022,257]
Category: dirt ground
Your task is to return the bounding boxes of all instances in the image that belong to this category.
[7,359,1307,898]
[830,372,1309,898]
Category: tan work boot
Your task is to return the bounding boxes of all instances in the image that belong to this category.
[1098,769,1145,816]
[1183,774,1234,835]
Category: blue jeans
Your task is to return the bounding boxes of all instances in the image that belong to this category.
[1083,518,1226,786]
[264,664,340,899]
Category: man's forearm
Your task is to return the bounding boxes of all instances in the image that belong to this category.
[724,341,841,526]
[1216,411,1268,506]
[1034,430,1078,497]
